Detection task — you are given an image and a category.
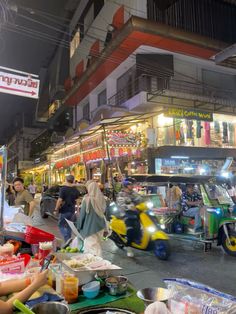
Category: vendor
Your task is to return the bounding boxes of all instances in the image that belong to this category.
[0,270,48,314]
[13,177,36,217]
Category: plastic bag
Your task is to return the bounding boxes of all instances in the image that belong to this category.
[164,278,236,314]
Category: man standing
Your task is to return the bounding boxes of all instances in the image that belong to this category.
[28,181,37,198]
[13,177,35,217]
[181,184,203,233]
[54,175,80,242]
[117,178,142,257]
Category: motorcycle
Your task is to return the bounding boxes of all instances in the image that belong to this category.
[109,202,171,260]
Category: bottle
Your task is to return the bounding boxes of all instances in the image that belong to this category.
[62,275,79,304]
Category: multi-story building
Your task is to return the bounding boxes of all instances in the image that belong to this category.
[7,127,42,181]
[33,0,236,183]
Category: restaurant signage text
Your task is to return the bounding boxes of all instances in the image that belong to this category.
[165,107,213,122]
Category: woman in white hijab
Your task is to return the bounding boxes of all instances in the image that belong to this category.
[77,181,107,256]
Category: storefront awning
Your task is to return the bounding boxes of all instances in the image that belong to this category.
[72,111,159,139]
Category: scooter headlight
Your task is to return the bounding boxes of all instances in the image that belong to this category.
[146,201,154,209]
[112,206,118,212]
[147,226,156,233]
[160,224,166,230]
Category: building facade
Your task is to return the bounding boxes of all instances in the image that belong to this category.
[24,0,236,184]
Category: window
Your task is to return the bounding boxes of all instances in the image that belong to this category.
[83,103,90,120]
[98,89,107,107]
[70,29,80,58]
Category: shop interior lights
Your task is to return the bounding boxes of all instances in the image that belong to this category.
[157,114,173,127]
[171,156,189,159]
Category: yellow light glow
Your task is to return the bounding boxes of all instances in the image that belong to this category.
[157,114,173,127]
[130,125,137,132]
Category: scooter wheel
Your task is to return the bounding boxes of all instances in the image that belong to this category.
[109,232,125,250]
[153,240,170,260]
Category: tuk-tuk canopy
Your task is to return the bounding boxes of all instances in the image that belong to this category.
[130,174,230,185]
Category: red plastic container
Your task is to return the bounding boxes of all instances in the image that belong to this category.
[25,226,55,244]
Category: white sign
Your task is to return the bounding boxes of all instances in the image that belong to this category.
[0,71,40,99]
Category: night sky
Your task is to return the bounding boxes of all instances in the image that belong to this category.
[0,0,79,143]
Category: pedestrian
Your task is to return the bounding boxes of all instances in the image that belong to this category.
[28,181,37,198]
[13,177,35,217]
[113,175,122,195]
[42,182,48,194]
[77,181,107,257]
[166,184,182,209]
[5,184,15,206]
[116,177,142,257]
[181,184,203,233]
[54,175,80,243]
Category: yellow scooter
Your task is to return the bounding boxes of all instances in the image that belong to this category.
[109,203,170,260]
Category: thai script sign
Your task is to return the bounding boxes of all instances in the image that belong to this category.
[165,107,213,122]
[0,71,40,99]
[107,130,142,147]
[80,135,103,152]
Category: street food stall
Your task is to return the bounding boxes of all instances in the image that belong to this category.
[0,147,236,313]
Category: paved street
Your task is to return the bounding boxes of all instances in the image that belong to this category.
[39,215,236,296]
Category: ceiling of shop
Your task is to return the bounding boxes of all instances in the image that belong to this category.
[0,0,80,144]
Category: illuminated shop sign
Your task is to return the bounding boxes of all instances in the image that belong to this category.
[165,107,213,122]
[80,134,103,152]
[107,130,144,147]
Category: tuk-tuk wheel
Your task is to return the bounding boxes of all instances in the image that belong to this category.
[222,231,236,257]
[153,240,170,260]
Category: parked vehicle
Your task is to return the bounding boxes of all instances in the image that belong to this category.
[126,175,236,256]
[109,202,170,260]
[40,184,87,219]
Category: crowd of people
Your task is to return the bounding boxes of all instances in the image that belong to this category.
[4,174,207,259]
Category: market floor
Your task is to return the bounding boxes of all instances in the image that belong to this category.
[39,216,236,297]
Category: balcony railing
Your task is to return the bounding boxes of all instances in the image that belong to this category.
[107,74,236,108]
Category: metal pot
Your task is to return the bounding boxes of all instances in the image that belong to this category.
[137,287,170,307]
[105,276,128,296]
[31,302,70,314]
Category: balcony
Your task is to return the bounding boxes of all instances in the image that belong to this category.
[108,74,236,113]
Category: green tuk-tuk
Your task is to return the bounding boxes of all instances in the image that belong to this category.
[131,174,236,256]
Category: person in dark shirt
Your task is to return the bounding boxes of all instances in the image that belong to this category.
[54,175,80,242]
[181,184,203,232]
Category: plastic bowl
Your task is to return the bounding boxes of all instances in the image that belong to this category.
[82,281,100,299]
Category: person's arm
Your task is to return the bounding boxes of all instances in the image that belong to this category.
[29,200,36,217]
[0,271,48,314]
[77,199,86,230]
[54,187,65,213]
[54,198,63,213]
[24,192,35,217]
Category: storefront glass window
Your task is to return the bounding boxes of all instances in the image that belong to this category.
[154,113,236,148]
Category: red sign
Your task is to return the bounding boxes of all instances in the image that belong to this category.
[0,71,39,99]
[55,155,81,169]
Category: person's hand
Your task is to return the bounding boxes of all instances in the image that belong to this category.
[32,270,48,288]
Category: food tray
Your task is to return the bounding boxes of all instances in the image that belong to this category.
[56,253,122,285]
